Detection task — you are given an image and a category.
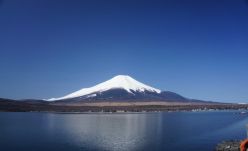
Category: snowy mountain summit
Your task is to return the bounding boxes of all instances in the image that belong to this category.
[49,75,161,101]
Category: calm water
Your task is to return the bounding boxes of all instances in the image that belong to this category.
[0,111,248,151]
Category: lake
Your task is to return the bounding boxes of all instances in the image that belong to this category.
[0,111,247,151]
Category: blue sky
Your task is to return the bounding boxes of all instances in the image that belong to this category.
[0,0,248,102]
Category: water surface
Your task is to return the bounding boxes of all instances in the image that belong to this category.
[0,111,247,151]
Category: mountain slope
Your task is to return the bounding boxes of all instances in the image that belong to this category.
[49,75,161,101]
[48,75,191,103]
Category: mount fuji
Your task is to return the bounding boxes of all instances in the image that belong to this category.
[0,75,226,112]
[48,75,191,103]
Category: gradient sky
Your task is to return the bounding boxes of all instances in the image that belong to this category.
[0,0,248,102]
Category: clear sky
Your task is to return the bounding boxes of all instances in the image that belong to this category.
[0,0,248,102]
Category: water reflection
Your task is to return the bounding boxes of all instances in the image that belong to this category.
[46,113,152,151]
[43,112,248,151]
[1,111,248,151]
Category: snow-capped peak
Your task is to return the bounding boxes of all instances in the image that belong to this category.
[48,75,161,101]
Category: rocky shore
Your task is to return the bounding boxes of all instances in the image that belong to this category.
[216,140,240,151]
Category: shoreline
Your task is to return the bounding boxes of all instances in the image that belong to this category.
[1,99,248,113]
[1,108,248,114]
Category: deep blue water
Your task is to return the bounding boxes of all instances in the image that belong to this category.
[0,111,248,151]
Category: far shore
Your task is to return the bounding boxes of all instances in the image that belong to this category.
[1,99,248,112]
